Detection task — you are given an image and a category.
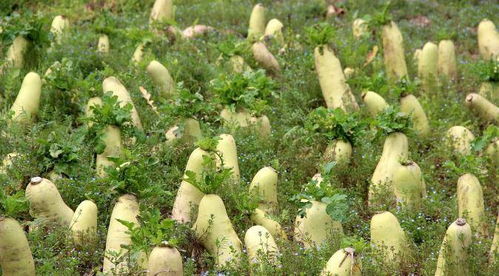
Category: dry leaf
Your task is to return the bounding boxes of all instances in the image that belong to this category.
[326,5,345,17]
[139,86,159,114]
[364,45,378,67]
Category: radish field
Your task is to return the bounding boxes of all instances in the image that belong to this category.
[0,0,498,275]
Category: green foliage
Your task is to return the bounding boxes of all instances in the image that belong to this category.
[305,22,335,47]
[210,69,277,115]
[347,72,390,95]
[0,190,28,218]
[472,125,498,152]
[87,92,133,127]
[35,129,84,174]
[183,155,233,195]
[44,58,80,91]
[372,105,413,138]
[0,11,49,47]
[305,107,367,145]
[391,77,419,98]
[215,38,249,58]
[363,1,393,28]
[469,59,499,82]
[118,208,188,254]
[159,82,214,121]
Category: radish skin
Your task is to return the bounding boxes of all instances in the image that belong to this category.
[147,243,183,276]
[314,46,359,112]
[172,147,210,223]
[0,217,36,276]
[382,21,408,80]
[146,60,176,98]
[477,19,499,60]
[220,108,271,136]
[251,208,287,240]
[182,25,214,39]
[103,194,141,274]
[247,4,265,41]
[264,19,284,46]
[400,94,430,136]
[353,18,368,38]
[343,67,355,79]
[465,93,499,123]
[361,91,389,117]
[393,161,425,210]
[85,97,103,127]
[9,72,42,123]
[216,134,240,181]
[435,218,472,276]
[228,55,252,73]
[457,174,488,236]
[252,42,280,75]
[245,225,280,271]
[485,139,499,167]
[132,43,146,65]
[150,0,174,25]
[249,167,278,214]
[193,194,242,268]
[418,42,439,92]
[321,248,361,276]
[102,76,143,130]
[165,118,202,143]
[97,34,109,54]
[323,139,352,166]
[369,132,409,207]
[438,40,457,81]
[5,36,29,68]
[25,177,74,226]
[70,200,98,245]
[370,211,413,268]
[96,125,122,177]
[479,82,499,103]
[446,126,475,156]
[490,212,498,264]
[50,15,69,45]
[294,200,344,249]
[413,48,421,67]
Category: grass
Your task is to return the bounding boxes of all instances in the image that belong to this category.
[0,0,498,275]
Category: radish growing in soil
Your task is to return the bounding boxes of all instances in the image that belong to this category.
[0,217,36,276]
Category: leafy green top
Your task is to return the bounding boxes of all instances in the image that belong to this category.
[363,1,393,28]
[372,106,413,139]
[470,59,499,82]
[159,82,214,121]
[305,22,335,47]
[210,69,277,116]
[305,107,367,146]
[216,39,250,59]
[0,11,49,47]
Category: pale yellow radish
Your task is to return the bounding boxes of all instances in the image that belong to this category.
[479,82,499,103]
[321,247,361,276]
[172,147,210,223]
[438,40,457,81]
[249,167,278,214]
[353,18,368,38]
[216,134,240,181]
[323,139,353,166]
[457,174,488,236]
[228,55,252,73]
[97,34,109,54]
[251,208,287,240]
[370,211,413,268]
[477,19,499,60]
[132,43,146,64]
[0,217,36,276]
[146,60,176,98]
[50,15,69,45]
[264,19,284,46]
[392,161,425,210]
[485,139,499,167]
[192,194,242,268]
[102,76,143,130]
[147,242,183,276]
[343,67,355,79]
[149,0,174,25]
[96,125,122,177]
[465,93,499,123]
[314,46,359,112]
[182,25,214,39]
[5,36,29,68]
[220,108,271,137]
[361,91,389,117]
[400,94,430,136]
[413,48,422,67]
[247,4,266,41]
[369,132,409,207]
[9,72,42,122]
[245,225,280,270]
[165,118,202,143]
[294,200,344,249]
[85,97,102,127]
[446,126,475,156]
[252,42,280,75]
[25,177,74,226]
[435,218,472,276]
[418,42,439,92]
[103,194,141,274]
[490,212,498,263]
[382,21,408,80]
[70,200,98,245]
